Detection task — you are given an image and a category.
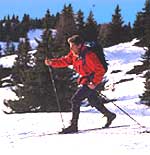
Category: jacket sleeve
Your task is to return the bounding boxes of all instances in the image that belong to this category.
[48,51,73,68]
[86,52,105,85]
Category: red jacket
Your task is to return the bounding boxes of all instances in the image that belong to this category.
[48,46,105,86]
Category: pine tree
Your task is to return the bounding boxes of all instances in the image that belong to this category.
[4,40,15,56]
[20,14,31,38]
[141,45,150,69]
[133,11,144,39]
[3,15,11,41]
[4,38,35,113]
[75,9,85,37]
[97,23,110,47]
[30,29,58,112]
[42,9,55,29]
[122,22,133,42]
[140,46,150,106]
[35,29,76,111]
[140,71,150,106]
[0,21,3,41]
[52,4,78,111]
[106,5,125,46]
[4,30,71,113]
[142,0,150,46]
[55,4,77,52]
[84,11,98,41]
[11,15,20,41]
[133,0,150,46]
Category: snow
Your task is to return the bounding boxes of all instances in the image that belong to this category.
[0,31,150,155]
[0,54,17,68]
[27,29,43,49]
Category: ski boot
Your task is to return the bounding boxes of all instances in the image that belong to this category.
[103,112,116,128]
[59,120,78,134]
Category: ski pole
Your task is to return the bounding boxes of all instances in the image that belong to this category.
[112,101,145,127]
[100,93,145,128]
[48,66,65,129]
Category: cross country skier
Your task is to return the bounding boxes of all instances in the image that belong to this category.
[45,35,116,134]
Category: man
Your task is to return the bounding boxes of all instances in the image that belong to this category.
[45,35,116,134]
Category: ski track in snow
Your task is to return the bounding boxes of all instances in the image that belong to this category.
[0,110,150,155]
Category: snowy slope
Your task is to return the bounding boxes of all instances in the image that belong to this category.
[0,31,150,155]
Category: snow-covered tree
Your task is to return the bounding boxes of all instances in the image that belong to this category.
[4,38,35,113]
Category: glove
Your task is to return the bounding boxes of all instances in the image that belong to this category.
[77,77,88,85]
[87,82,96,89]
[45,58,52,66]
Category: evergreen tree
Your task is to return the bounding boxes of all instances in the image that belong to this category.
[75,9,85,37]
[3,15,12,41]
[0,21,3,40]
[43,9,51,29]
[0,65,3,87]
[140,71,150,106]
[84,11,98,41]
[3,30,72,113]
[0,45,2,56]
[53,4,78,111]
[142,0,150,46]
[141,45,150,69]
[55,12,60,27]
[97,23,110,47]
[133,12,144,39]
[105,5,125,46]
[4,40,15,56]
[122,22,133,42]
[29,29,59,112]
[133,0,150,46]
[10,15,20,41]
[35,29,76,111]
[20,14,31,37]
[30,18,43,29]
[55,4,77,52]
[4,38,35,113]
[42,9,57,29]
[140,46,150,106]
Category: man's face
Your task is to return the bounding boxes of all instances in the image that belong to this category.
[69,42,81,55]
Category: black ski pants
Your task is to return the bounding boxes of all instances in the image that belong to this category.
[71,85,111,121]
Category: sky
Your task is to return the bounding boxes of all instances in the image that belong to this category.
[0,0,147,25]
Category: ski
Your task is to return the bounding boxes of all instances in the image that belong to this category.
[35,124,130,136]
[23,125,131,138]
[58,124,130,134]
[20,124,145,139]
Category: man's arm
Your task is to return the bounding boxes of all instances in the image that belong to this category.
[45,51,73,68]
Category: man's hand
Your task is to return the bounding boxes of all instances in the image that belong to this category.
[45,58,52,66]
[87,82,96,89]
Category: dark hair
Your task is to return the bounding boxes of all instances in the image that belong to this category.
[68,35,84,45]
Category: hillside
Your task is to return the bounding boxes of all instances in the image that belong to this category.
[0,30,150,155]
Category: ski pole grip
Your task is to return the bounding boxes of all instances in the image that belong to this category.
[48,66,53,70]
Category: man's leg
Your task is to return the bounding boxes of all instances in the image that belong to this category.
[60,85,91,133]
[88,89,116,128]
